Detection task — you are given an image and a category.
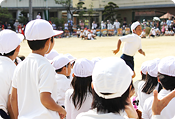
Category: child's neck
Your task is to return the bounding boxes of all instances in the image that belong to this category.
[32,50,46,56]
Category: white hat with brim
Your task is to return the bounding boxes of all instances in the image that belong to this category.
[92,57,133,99]
[141,60,151,75]
[45,49,59,60]
[147,58,160,77]
[25,19,63,41]
[158,56,175,77]
[131,21,140,32]
[73,58,94,77]
[52,55,71,70]
[0,29,24,55]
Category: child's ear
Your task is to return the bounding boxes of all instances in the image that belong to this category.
[16,45,20,52]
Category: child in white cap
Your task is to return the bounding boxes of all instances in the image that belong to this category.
[143,56,175,119]
[44,49,59,61]
[52,55,72,107]
[76,57,137,119]
[113,21,145,78]
[10,19,66,119]
[65,58,94,119]
[139,58,162,113]
[0,29,23,119]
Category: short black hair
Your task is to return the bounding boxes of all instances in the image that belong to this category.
[55,62,70,73]
[0,49,16,56]
[158,73,175,91]
[27,37,53,51]
[91,82,134,113]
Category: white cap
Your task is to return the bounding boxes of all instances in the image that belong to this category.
[147,58,160,77]
[52,55,70,70]
[131,21,140,32]
[25,19,63,40]
[92,57,133,99]
[45,49,59,60]
[73,58,94,77]
[141,60,151,75]
[158,56,175,76]
[0,29,23,55]
[91,57,102,65]
[65,53,76,64]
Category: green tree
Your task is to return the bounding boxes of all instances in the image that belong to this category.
[18,11,29,25]
[103,2,119,23]
[0,7,13,24]
[55,0,73,19]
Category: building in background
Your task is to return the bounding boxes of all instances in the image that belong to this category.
[73,0,175,25]
[1,0,67,21]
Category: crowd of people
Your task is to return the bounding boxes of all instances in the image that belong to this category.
[0,19,175,119]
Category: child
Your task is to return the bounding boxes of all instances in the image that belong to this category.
[44,49,59,61]
[113,21,145,78]
[140,29,146,38]
[0,29,23,119]
[65,58,94,119]
[148,28,156,38]
[52,55,72,107]
[76,29,81,38]
[137,59,162,112]
[87,31,94,40]
[142,56,175,119]
[10,19,66,119]
[80,30,85,40]
[164,29,170,36]
[76,57,137,119]
[169,29,174,36]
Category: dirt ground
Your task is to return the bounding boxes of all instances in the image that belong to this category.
[19,36,175,82]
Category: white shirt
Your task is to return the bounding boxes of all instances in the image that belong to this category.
[88,33,92,39]
[165,30,169,34]
[113,22,120,29]
[92,23,97,29]
[80,32,84,37]
[36,15,41,19]
[107,23,113,29]
[120,34,142,56]
[0,56,16,113]
[170,31,174,35]
[76,109,133,119]
[150,29,156,36]
[137,81,158,112]
[65,89,93,119]
[142,89,175,119]
[64,23,68,30]
[55,74,71,106]
[12,53,60,119]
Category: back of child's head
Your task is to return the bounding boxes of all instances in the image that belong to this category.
[158,56,175,91]
[71,58,94,109]
[91,57,133,113]
[52,55,70,74]
[45,49,59,61]
[142,58,162,94]
[25,19,63,51]
[0,29,23,57]
[140,60,151,80]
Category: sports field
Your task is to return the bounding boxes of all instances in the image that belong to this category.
[19,36,175,82]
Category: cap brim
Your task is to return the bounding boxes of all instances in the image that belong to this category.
[17,33,24,42]
[53,30,63,37]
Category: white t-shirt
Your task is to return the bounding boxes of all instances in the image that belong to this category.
[80,32,85,37]
[77,30,81,34]
[137,81,158,112]
[142,89,175,119]
[113,22,120,29]
[55,74,71,106]
[170,31,174,35]
[12,53,60,119]
[165,30,170,34]
[36,15,41,19]
[65,89,93,119]
[150,29,156,36]
[88,33,92,39]
[76,109,133,119]
[120,34,142,56]
[0,56,16,113]
[64,23,68,30]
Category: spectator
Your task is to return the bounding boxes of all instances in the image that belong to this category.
[36,13,41,19]
[92,21,97,29]
[113,19,120,34]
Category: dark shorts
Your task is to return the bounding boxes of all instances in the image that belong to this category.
[0,109,10,119]
[121,54,134,71]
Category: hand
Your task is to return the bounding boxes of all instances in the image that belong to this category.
[125,98,138,119]
[58,108,66,119]
[152,89,175,115]
[113,49,119,55]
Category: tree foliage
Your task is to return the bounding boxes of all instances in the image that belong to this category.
[103,2,119,23]
[0,7,13,24]
[18,11,29,25]
[51,17,66,28]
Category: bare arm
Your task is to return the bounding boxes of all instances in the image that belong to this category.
[113,39,121,54]
[40,92,66,119]
[10,87,18,119]
[125,98,138,119]
[152,89,175,115]
[7,95,15,119]
[138,49,145,56]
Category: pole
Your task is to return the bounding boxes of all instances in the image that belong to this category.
[46,0,48,20]
[29,0,32,21]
